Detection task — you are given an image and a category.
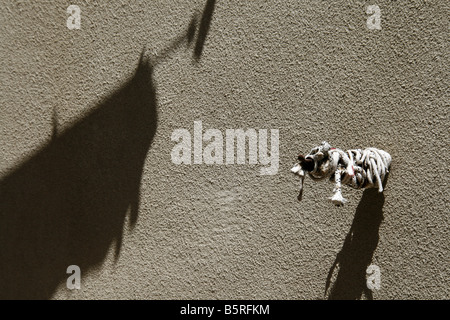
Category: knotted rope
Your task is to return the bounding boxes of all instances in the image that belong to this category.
[291,141,391,206]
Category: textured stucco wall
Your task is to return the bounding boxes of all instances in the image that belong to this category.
[0,0,448,299]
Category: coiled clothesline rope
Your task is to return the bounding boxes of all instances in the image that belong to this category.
[291,141,392,206]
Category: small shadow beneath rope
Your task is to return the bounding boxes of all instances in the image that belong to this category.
[324,175,389,300]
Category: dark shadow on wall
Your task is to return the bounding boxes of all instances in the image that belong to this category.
[324,185,387,300]
[0,51,157,300]
[0,5,209,299]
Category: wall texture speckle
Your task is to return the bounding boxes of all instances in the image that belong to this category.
[0,0,448,300]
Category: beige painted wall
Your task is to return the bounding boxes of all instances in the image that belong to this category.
[0,0,448,299]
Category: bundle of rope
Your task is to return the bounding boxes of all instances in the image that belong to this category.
[291,141,392,206]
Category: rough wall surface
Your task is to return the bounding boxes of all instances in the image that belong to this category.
[0,0,448,299]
